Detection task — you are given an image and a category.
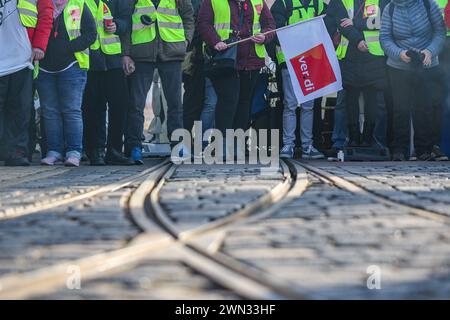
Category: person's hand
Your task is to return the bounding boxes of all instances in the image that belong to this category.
[122,56,135,76]
[421,49,432,66]
[31,48,45,61]
[357,40,369,52]
[251,33,265,44]
[105,22,117,34]
[400,50,411,63]
[340,18,353,28]
[214,41,228,51]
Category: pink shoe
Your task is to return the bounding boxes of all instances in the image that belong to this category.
[41,156,63,166]
[64,157,80,167]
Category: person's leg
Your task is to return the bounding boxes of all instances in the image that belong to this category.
[200,77,217,133]
[388,67,412,158]
[299,99,314,150]
[57,65,87,163]
[28,98,37,161]
[373,91,387,148]
[183,64,205,132]
[125,62,155,154]
[3,69,33,165]
[210,72,240,135]
[233,70,260,131]
[36,71,64,161]
[157,61,183,144]
[361,86,378,147]
[411,69,434,157]
[280,68,298,150]
[82,71,107,163]
[104,68,130,153]
[345,87,361,146]
[0,74,8,161]
[332,89,347,149]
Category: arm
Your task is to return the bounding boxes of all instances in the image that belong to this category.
[424,0,446,57]
[114,0,131,35]
[32,0,54,53]
[260,0,276,44]
[197,0,221,48]
[270,0,288,45]
[68,4,97,53]
[179,0,195,45]
[379,3,403,59]
[336,1,364,46]
[119,0,135,56]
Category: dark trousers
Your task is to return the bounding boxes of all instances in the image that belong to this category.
[388,67,435,155]
[183,63,205,132]
[346,86,378,128]
[83,69,130,153]
[126,61,183,151]
[0,68,33,159]
[210,70,260,134]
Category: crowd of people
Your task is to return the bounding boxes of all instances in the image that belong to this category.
[0,0,449,167]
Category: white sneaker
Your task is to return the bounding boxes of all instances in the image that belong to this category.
[302,145,325,160]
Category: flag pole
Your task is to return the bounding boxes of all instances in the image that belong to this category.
[226,15,326,48]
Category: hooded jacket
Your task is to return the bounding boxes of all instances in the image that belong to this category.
[380,0,446,71]
[26,0,54,53]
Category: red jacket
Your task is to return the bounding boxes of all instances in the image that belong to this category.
[446,0,450,29]
[198,0,275,71]
[26,0,54,53]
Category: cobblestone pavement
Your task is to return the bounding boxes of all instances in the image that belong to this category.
[0,160,162,276]
[220,162,450,299]
[159,164,284,231]
[1,161,450,299]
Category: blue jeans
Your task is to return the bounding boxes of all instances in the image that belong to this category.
[36,64,87,159]
[332,90,347,149]
[200,77,217,148]
[442,66,450,154]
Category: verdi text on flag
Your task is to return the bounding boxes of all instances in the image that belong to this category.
[276,16,342,105]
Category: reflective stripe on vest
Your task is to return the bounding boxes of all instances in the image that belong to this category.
[211,0,265,59]
[18,0,38,28]
[85,0,122,55]
[64,0,90,69]
[336,0,384,60]
[276,0,324,64]
[436,0,450,36]
[131,0,185,45]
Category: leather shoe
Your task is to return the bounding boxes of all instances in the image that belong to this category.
[106,149,135,165]
[89,148,106,166]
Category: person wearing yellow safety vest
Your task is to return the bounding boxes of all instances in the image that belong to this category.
[82,0,135,166]
[197,0,275,159]
[120,0,195,164]
[36,0,97,167]
[335,0,389,149]
[271,0,326,160]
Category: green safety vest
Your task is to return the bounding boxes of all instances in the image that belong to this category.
[211,0,266,59]
[85,0,122,54]
[17,0,38,28]
[64,0,90,69]
[336,0,384,60]
[131,0,186,45]
[276,0,324,64]
[436,0,450,36]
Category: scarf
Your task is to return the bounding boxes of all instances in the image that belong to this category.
[53,0,70,19]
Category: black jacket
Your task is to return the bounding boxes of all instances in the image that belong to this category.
[329,0,389,88]
[89,0,131,71]
[40,5,97,72]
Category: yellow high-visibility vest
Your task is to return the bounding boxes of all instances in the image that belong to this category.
[336,0,384,60]
[131,0,186,45]
[276,0,325,64]
[211,0,266,59]
[85,0,122,55]
[18,0,38,28]
[64,0,90,69]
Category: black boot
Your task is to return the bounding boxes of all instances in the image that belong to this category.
[348,124,360,147]
[105,148,135,165]
[361,122,374,147]
[89,148,106,166]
